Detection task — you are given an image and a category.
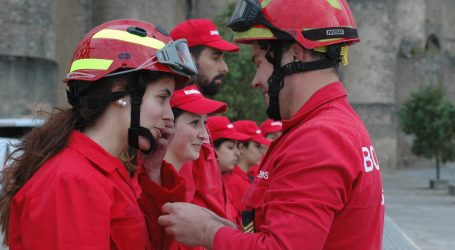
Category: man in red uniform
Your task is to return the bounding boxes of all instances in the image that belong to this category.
[169,19,240,222]
[158,0,384,249]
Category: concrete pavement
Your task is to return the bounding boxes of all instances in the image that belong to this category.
[382,163,455,250]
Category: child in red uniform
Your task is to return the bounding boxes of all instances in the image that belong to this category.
[222,120,269,215]
[207,116,249,174]
[259,119,283,142]
[0,19,197,249]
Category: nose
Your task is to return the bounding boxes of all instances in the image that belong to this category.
[198,125,209,141]
[163,104,174,123]
[234,145,240,157]
[219,58,229,74]
[251,72,264,90]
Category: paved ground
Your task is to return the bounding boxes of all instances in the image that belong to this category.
[382,163,455,250]
[1,164,454,249]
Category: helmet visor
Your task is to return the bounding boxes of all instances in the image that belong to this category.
[228,0,262,32]
[157,39,198,77]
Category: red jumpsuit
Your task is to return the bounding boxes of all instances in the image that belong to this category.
[9,131,185,250]
[213,82,384,249]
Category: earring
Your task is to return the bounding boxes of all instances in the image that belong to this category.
[116,99,127,107]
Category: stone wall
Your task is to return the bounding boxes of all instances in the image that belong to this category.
[1,0,454,170]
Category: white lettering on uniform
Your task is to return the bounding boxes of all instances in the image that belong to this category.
[184,89,201,95]
[257,170,269,180]
[210,30,219,35]
[362,145,380,173]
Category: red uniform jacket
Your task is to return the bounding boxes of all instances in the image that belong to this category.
[213,82,384,249]
[9,131,185,250]
[169,143,239,250]
[223,166,250,217]
[182,142,238,223]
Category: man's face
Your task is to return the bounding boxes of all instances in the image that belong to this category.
[194,47,229,97]
[251,42,274,106]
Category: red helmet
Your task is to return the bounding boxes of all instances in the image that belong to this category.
[64,19,196,85]
[64,19,198,154]
[230,0,359,49]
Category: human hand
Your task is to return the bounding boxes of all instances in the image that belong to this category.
[142,121,175,184]
[158,202,227,248]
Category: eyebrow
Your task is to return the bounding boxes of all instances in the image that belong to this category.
[190,114,206,119]
[159,88,172,96]
[213,50,223,56]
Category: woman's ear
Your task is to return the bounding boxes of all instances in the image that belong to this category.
[291,43,305,61]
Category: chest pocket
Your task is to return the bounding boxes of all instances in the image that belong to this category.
[111,204,149,249]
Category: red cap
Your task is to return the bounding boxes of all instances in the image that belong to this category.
[233,120,270,146]
[171,85,227,114]
[170,19,239,52]
[259,119,283,135]
[207,116,250,142]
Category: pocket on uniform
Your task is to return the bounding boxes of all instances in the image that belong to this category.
[111,205,147,248]
[242,179,270,209]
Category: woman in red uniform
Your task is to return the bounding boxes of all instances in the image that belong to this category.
[0,19,197,249]
[164,86,227,203]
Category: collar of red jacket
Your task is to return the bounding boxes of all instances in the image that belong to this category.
[233,165,249,181]
[281,81,347,134]
[69,130,122,174]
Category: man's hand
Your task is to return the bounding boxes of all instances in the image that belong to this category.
[158,202,230,249]
[142,121,175,184]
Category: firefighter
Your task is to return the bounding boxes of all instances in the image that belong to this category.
[158,1,384,249]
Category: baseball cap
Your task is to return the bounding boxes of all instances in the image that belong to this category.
[171,85,227,114]
[170,18,239,52]
[259,119,282,135]
[233,120,270,146]
[208,116,250,141]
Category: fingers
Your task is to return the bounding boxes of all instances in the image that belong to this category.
[158,214,171,226]
[157,125,176,147]
[161,202,174,214]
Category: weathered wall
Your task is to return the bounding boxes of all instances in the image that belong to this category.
[1,0,454,170]
[0,0,58,117]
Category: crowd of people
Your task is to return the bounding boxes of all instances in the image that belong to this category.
[0,0,384,249]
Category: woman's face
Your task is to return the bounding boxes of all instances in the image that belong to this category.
[168,112,209,163]
[216,140,239,173]
[240,141,263,167]
[137,76,175,152]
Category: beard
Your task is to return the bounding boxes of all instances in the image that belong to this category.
[196,73,224,97]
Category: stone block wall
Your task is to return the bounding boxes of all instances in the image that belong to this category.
[1,0,454,171]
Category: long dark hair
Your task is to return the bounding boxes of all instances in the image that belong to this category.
[0,70,167,244]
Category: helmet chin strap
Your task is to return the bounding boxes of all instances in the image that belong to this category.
[263,41,342,121]
[127,74,159,155]
[264,41,285,121]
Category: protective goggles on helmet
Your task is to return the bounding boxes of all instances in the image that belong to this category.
[156,39,198,76]
[228,0,291,39]
[104,38,197,79]
[228,0,263,32]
